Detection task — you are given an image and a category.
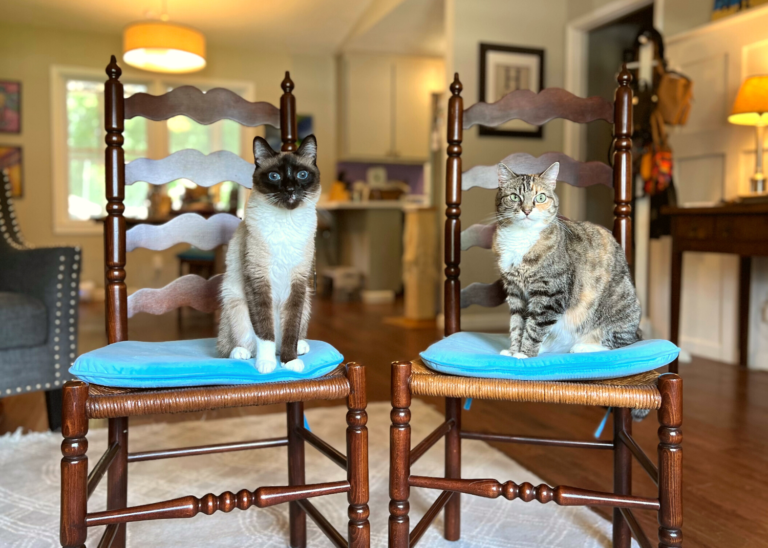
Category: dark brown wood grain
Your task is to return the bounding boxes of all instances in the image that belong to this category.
[127,437,289,462]
[84,481,351,526]
[445,74,463,337]
[346,362,370,548]
[444,397,461,541]
[613,408,632,548]
[617,429,659,486]
[658,374,683,547]
[297,499,347,548]
[409,491,454,548]
[463,87,614,129]
[410,420,454,465]
[60,381,89,548]
[462,152,612,191]
[106,416,127,548]
[287,401,307,548]
[461,431,614,450]
[280,72,297,152]
[620,509,654,548]
[125,86,280,127]
[389,361,412,548]
[408,476,659,510]
[612,65,634,266]
[298,426,347,469]
[87,442,118,499]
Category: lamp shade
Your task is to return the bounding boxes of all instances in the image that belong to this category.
[123,21,206,74]
[728,75,768,126]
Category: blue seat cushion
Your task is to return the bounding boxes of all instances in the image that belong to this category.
[70,338,344,388]
[420,332,679,381]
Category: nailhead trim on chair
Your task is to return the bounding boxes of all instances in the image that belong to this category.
[1,172,81,394]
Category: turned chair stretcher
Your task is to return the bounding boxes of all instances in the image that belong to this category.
[389,69,682,548]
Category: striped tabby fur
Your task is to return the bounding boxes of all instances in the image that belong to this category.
[493,162,645,418]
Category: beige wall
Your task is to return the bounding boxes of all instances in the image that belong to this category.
[444,0,568,326]
[0,22,336,291]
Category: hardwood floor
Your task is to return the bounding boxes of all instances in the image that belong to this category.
[2,298,767,547]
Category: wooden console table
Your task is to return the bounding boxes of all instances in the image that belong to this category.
[663,202,768,372]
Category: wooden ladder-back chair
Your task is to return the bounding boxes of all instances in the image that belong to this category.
[389,67,682,548]
[60,56,369,548]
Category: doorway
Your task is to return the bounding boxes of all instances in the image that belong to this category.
[584,5,654,229]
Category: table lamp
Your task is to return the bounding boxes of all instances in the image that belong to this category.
[729,75,768,194]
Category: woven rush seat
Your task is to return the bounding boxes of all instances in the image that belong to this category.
[85,365,350,419]
[409,359,661,409]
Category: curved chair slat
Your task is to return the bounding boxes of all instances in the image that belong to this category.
[463,152,612,190]
[126,149,254,188]
[461,223,496,251]
[463,88,614,129]
[125,86,280,127]
[126,213,241,252]
[127,274,222,318]
[460,279,506,309]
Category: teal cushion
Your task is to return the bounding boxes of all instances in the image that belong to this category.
[420,332,679,381]
[70,338,344,388]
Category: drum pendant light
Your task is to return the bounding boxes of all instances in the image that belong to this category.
[123,4,206,74]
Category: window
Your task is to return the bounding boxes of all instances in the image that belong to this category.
[52,67,252,234]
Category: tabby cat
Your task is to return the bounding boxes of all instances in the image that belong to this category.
[493,162,641,359]
[217,135,319,373]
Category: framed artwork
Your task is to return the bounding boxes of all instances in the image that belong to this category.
[711,0,768,21]
[0,81,21,134]
[0,145,23,197]
[479,43,544,138]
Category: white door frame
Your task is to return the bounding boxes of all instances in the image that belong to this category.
[561,0,658,220]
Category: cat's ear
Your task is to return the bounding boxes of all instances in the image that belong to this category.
[295,134,318,164]
[498,163,517,188]
[253,136,278,166]
[540,162,559,189]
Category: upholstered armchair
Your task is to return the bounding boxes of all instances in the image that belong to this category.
[0,168,81,430]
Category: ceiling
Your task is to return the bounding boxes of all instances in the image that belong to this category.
[0,0,377,54]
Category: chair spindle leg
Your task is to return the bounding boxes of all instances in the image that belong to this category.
[107,417,128,548]
[444,397,461,541]
[60,381,89,548]
[613,407,632,548]
[346,363,370,548]
[389,361,412,548]
[287,402,306,548]
[658,374,683,547]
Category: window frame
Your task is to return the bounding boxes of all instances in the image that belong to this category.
[50,65,255,235]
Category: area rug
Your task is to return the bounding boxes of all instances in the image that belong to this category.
[0,401,636,547]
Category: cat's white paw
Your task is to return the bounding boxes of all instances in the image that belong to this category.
[255,357,277,374]
[297,340,310,356]
[512,352,529,359]
[229,347,252,360]
[282,358,305,372]
[500,349,513,357]
[570,343,609,354]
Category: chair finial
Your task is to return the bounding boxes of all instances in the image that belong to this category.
[106,55,122,80]
[618,64,632,86]
[450,73,463,95]
[281,71,294,93]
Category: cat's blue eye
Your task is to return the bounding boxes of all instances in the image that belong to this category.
[297,170,309,180]
[535,193,547,203]
[268,172,281,181]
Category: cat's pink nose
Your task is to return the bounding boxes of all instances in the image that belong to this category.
[522,208,532,215]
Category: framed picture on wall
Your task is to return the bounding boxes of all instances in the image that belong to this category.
[0,81,21,134]
[0,145,23,197]
[479,43,544,138]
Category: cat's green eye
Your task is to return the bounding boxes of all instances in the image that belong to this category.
[268,172,281,181]
[504,194,520,204]
[535,193,547,203]
[297,170,309,180]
